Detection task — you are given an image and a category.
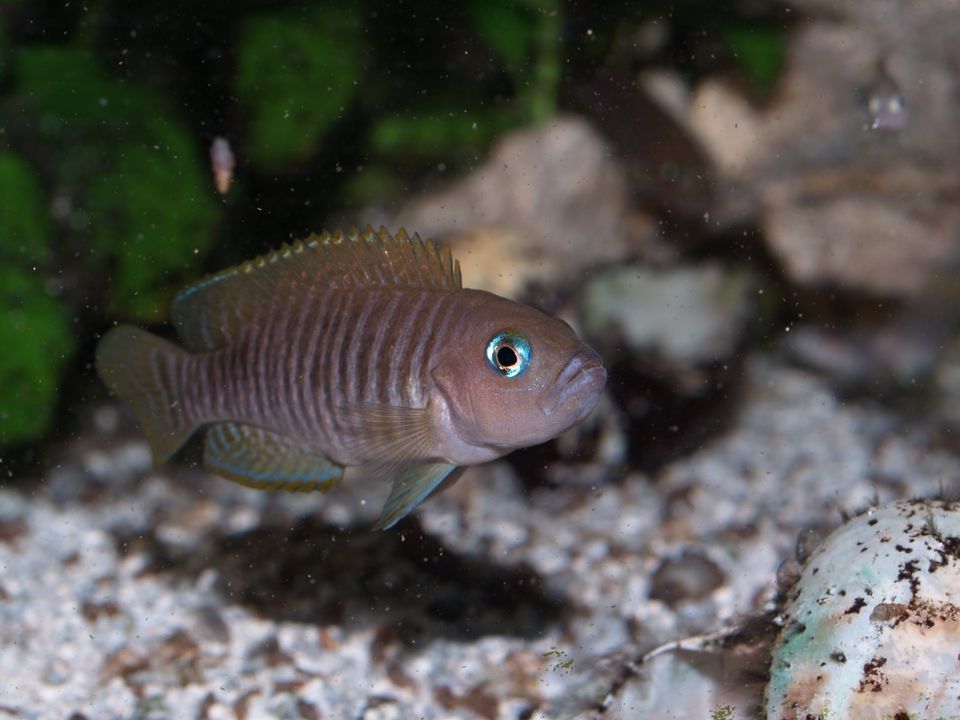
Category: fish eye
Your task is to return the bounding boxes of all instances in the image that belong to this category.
[485,331,531,378]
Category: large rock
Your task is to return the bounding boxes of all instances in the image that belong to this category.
[766,499,960,719]
[685,1,960,297]
[397,116,636,296]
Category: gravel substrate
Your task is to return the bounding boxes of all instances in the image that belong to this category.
[1,356,957,719]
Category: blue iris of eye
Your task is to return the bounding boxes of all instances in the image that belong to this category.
[485,331,531,378]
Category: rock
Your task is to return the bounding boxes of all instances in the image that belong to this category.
[396,116,637,295]
[574,262,753,468]
[686,79,763,182]
[766,499,960,719]
[681,1,960,297]
[760,166,960,297]
[785,301,949,391]
[578,262,754,369]
[571,68,715,220]
[648,551,725,606]
[931,335,960,429]
[436,226,564,302]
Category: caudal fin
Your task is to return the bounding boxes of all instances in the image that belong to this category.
[95,325,197,465]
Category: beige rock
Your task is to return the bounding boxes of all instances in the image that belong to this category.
[444,227,563,300]
[397,115,633,293]
[684,3,960,297]
[761,166,960,296]
[687,79,762,180]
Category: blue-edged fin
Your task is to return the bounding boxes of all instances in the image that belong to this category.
[171,226,462,351]
[204,423,342,492]
[375,463,466,530]
[95,325,197,465]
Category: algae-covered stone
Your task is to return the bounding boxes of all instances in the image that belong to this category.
[766,499,960,719]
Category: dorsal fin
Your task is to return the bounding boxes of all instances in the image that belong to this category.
[171,226,462,351]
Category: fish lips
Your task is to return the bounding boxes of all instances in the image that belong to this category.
[540,349,607,424]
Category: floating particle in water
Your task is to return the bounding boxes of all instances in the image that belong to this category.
[865,61,909,132]
[210,137,235,194]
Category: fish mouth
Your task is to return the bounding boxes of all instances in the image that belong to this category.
[540,349,607,421]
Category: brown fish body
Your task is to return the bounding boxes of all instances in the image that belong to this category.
[183,287,463,465]
[183,287,445,463]
[96,228,606,528]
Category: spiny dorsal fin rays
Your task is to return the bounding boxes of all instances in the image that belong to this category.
[171,226,462,351]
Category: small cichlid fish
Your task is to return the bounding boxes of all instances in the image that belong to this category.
[96,227,606,529]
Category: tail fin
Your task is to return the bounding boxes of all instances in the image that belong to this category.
[95,325,197,465]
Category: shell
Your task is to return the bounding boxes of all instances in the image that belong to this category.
[765,499,960,719]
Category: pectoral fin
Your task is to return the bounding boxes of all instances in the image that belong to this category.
[375,463,465,530]
[204,423,343,492]
[339,403,436,463]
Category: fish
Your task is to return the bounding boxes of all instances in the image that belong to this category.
[95,227,606,529]
[864,60,908,132]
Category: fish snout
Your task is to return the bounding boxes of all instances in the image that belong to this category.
[541,349,607,420]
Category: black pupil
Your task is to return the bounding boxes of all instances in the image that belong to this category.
[496,344,518,368]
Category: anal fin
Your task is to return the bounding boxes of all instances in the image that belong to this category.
[375,463,465,530]
[204,423,342,492]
